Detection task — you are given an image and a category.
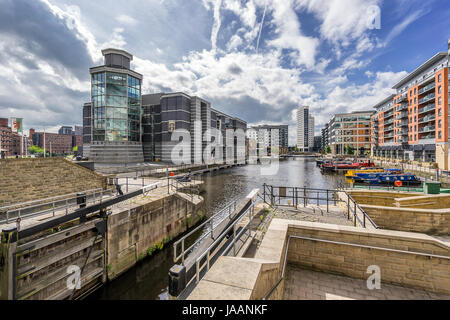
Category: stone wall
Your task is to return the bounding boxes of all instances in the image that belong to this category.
[361,205,450,235]
[106,193,204,280]
[287,221,450,295]
[394,194,450,209]
[0,158,107,207]
[346,190,422,207]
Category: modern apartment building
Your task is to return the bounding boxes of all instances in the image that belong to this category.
[82,49,247,165]
[321,123,329,151]
[297,106,314,152]
[372,42,449,168]
[83,48,144,163]
[141,92,247,164]
[327,111,373,156]
[246,124,289,156]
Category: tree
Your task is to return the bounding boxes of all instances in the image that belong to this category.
[29,145,44,154]
[324,145,331,154]
[72,146,78,152]
[345,145,354,155]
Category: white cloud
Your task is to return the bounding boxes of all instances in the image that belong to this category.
[266,0,320,69]
[116,14,138,26]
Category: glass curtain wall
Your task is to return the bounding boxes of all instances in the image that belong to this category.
[91,72,141,142]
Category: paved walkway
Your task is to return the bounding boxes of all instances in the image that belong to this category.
[274,205,353,227]
[284,266,450,300]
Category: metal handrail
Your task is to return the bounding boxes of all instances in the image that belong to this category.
[173,198,239,265]
[262,236,291,300]
[261,184,378,229]
[1,189,115,224]
[0,188,105,211]
[262,234,450,300]
[194,201,257,283]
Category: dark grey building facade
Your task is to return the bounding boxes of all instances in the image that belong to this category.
[141,92,247,164]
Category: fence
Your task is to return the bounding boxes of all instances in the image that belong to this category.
[374,160,450,178]
[261,184,378,229]
[0,188,114,224]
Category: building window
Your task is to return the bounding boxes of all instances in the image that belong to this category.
[414,98,416,104]
[438,108,442,116]
[438,97,442,105]
[438,120,442,129]
[438,131,442,139]
[438,85,442,94]
[438,74,442,83]
[414,88,416,95]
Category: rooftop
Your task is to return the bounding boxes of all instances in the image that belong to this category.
[392,52,448,89]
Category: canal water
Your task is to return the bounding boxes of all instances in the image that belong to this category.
[88,157,346,300]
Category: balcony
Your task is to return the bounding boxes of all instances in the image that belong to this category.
[398,121,408,127]
[419,125,435,133]
[395,112,408,120]
[396,95,407,103]
[385,133,394,138]
[384,111,394,118]
[418,115,436,124]
[418,93,435,105]
[385,126,394,132]
[418,82,435,95]
[418,103,435,115]
[384,119,394,125]
[397,104,408,112]
[419,134,435,141]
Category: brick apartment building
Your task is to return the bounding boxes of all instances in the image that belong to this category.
[372,40,449,169]
[0,118,32,158]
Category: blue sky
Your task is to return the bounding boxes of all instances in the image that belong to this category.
[0,0,448,145]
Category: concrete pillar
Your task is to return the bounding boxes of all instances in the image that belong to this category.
[436,143,449,170]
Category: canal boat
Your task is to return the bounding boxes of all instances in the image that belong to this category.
[349,172,421,185]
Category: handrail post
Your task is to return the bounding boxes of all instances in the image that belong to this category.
[181,240,185,265]
[326,190,329,213]
[66,199,68,215]
[304,188,306,207]
[233,226,236,256]
[347,194,350,220]
[52,200,55,217]
[354,202,357,226]
[196,260,200,283]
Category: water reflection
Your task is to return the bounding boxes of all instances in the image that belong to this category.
[90,158,345,300]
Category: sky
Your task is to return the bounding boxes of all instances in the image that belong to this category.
[0,0,449,145]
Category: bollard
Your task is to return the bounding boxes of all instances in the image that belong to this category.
[168,264,186,297]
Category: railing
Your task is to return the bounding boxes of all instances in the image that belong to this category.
[418,82,435,95]
[173,198,238,265]
[262,233,450,300]
[261,184,378,229]
[193,200,257,284]
[418,104,435,115]
[0,188,114,224]
[418,115,435,124]
[419,126,435,133]
[167,174,204,202]
[418,93,435,105]
[372,159,450,178]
